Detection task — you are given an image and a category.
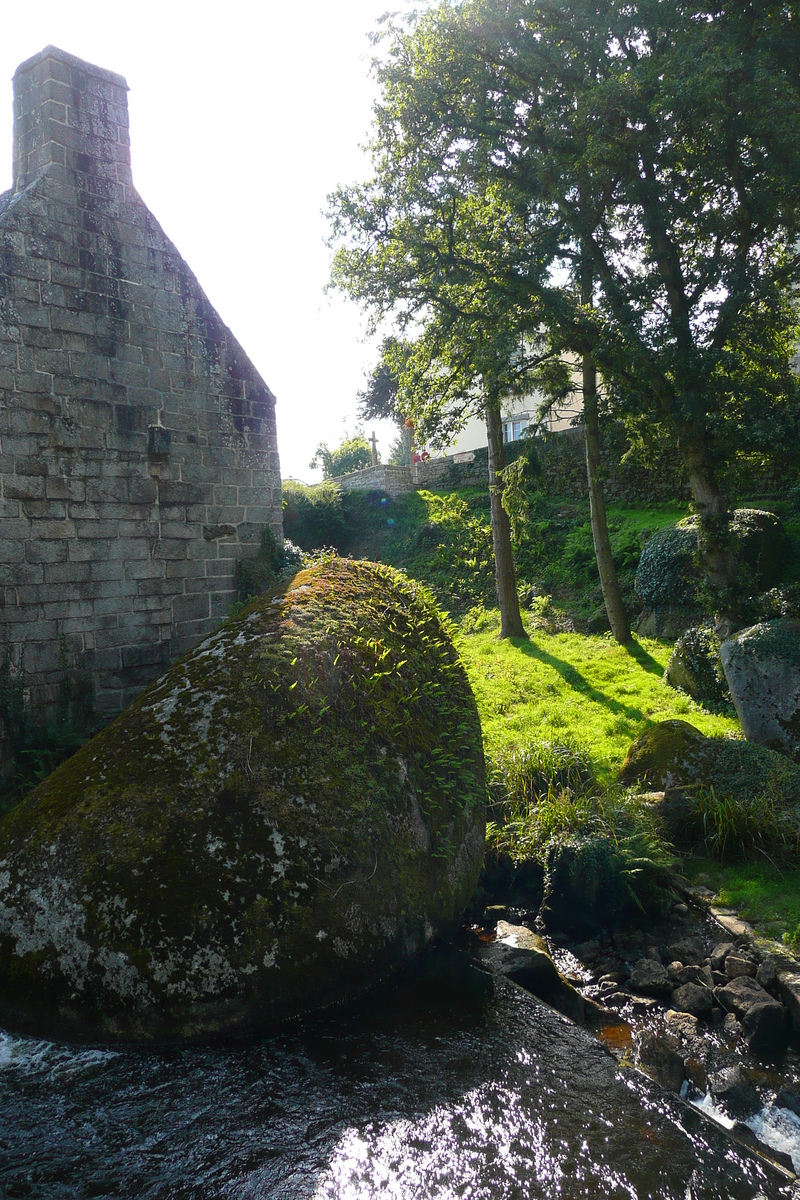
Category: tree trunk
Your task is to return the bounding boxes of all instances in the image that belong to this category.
[486,404,528,639]
[579,242,630,643]
[583,355,631,644]
[682,428,739,636]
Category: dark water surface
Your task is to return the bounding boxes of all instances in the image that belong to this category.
[0,955,788,1199]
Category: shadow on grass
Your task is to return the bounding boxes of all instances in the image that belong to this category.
[622,637,665,677]
[512,637,647,724]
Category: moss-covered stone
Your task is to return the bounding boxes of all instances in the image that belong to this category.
[634,509,787,611]
[664,626,731,707]
[721,619,800,761]
[0,558,485,1043]
[619,719,800,805]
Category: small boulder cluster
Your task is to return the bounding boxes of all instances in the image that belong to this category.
[573,928,788,1057]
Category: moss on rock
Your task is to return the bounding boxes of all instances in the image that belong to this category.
[0,558,485,1043]
[619,719,800,807]
[720,619,800,761]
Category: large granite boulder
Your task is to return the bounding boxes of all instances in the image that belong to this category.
[619,720,800,806]
[0,558,485,1042]
[720,619,800,761]
[664,627,731,707]
[634,509,787,630]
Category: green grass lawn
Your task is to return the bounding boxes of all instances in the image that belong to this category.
[458,616,800,948]
[457,621,738,781]
[685,859,800,947]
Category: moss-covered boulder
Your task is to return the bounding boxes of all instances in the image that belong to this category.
[0,558,485,1043]
[721,619,800,761]
[634,509,787,614]
[619,720,800,805]
[635,524,699,609]
[664,626,731,707]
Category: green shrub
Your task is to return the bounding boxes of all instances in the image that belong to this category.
[237,529,304,602]
[282,480,349,551]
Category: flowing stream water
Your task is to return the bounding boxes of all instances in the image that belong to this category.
[0,951,791,1199]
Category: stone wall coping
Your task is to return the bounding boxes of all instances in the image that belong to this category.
[13,45,128,91]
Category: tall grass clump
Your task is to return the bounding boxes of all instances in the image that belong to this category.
[487,741,595,816]
[486,739,676,922]
[694,785,800,866]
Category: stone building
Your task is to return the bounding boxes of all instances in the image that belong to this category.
[0,46,282,736]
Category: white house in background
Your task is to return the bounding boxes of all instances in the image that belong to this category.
[433,388,583,456]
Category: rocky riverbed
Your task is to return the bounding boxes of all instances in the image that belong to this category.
[465,891,800,1181]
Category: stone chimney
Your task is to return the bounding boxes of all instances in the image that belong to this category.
[12,45,131,194]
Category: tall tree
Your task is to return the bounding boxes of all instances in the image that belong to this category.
[331,0,800,632]
[357,337,410,427]
[310,431,373,479]
[331,175,539,636]
[393,315,532,639]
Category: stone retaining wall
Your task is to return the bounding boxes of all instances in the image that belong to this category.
[335,425,796,504]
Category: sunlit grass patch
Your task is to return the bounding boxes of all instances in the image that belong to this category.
[686,858,800,946]
[457,619,739,781]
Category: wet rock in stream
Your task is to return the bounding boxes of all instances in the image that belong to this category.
[672,981,715,1018]
[470,866,800,1179]
[709,1065,761,1117]
[629,957,671,998]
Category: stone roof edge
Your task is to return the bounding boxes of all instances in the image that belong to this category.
[13,45,128,91]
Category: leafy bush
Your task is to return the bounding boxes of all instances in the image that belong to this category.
[485,739,675,921]
[562,523,596,578]
[282,480,349,551]
[237,529,304,602]
[460,604,501,635]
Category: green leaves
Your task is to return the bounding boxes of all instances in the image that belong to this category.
[309,432,373,478]
[329,0,800,470]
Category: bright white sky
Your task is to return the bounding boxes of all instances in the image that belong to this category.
[0,0,406,481]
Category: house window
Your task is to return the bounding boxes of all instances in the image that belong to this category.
[502,416,530,443]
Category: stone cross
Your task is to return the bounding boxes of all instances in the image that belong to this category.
[369,430,379,466]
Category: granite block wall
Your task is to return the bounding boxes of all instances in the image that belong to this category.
[0,47,282,733]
